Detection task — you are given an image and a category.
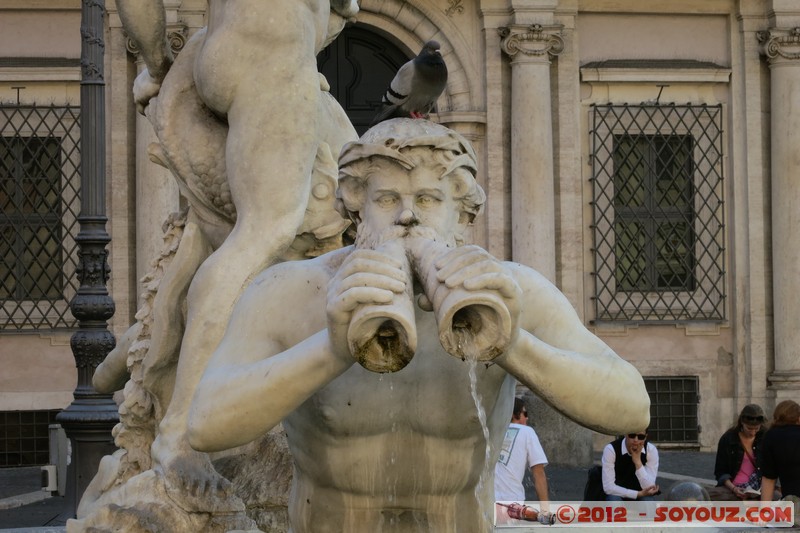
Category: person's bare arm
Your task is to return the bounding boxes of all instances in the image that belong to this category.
[531,464,549,504]
[761,477,777,502]
[495,264,650,435]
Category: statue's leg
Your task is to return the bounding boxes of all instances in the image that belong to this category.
[141,218,216,418]
[150,0,324,509]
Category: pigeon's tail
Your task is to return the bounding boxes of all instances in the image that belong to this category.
[371,83,410,126]
[370,104,404,127]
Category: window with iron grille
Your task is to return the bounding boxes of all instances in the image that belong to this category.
[0,105,80,330]
[590,104,725,322]
[0,410,60,467]
[644,376,699,445]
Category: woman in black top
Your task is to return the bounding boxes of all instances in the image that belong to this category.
[709,404,766,501]
[761,400,800,501]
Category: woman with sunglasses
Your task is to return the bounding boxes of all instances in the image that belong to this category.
[761,400,800,502]
[601,430,660,501]
[709,404,766,501]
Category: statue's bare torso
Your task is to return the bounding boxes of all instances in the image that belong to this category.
[242,248,514,532]
[188,120,652,531]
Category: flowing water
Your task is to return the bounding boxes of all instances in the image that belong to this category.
[382,371,428,531]
[371,324,494,530]
[460,329,494,530]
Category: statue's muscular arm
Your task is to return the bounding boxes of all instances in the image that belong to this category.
[188,246,410,453]
[497,263,650,434]
[116,0,172,81]
[116,0,176,111]
[186,260,351,453]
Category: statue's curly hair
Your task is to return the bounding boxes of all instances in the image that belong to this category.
[336,118,486,230]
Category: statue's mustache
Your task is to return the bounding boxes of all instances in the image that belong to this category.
[355,224,446,250]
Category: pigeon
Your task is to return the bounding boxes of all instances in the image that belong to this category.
[370,40,448,126]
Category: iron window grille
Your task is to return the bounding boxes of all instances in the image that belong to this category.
[590,104,725,322]
[0,409,60,467]
[644,376,699,445]
[0,105,80,330]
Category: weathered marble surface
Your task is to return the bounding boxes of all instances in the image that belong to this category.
[186,119,650,532]
[72,0,358,531]
[73,1,651,530]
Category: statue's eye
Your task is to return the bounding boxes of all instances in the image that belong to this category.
[417,195,441,207]
[375,194,398,207]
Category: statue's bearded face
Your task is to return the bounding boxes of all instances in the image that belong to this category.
[354,158,461,250]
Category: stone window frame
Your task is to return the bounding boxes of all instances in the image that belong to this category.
[0,104,81,331]
[589,103,726,323]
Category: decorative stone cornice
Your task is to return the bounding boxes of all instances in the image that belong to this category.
[498,24,564,60]
[757,27,800,63]
[125,25,188,58]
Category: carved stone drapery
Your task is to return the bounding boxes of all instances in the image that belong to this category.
[498,24,564,60]
[757,27,800,62]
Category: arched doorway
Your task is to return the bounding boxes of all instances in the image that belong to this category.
[317,25,410,135]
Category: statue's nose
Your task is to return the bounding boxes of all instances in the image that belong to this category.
[396,208,418,226]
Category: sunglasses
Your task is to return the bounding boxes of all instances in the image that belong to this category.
[521,411,528,417]
[743,415,765,424]
[627,433,647,441]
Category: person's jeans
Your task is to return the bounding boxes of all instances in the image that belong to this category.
[606,494,657,523]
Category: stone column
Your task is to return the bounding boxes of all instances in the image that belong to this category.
[499,24,563,282]
[125,26,185,299]
[759,27,800,396]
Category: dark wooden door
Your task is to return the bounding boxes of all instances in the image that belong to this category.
[318,26,410,135]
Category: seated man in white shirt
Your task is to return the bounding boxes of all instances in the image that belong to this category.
[495,398,549,503]
[601,430,660,501]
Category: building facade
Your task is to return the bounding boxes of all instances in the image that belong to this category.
[1,0,798,467]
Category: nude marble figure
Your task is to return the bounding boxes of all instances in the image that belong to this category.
[111,0,359,509]
[188,119,651,532]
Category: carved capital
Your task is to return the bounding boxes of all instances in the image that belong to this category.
[758,27,800,63]
[498,24,564,60]
[126,25,188,58]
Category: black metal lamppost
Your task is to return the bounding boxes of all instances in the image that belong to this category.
[55,0,119,516]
